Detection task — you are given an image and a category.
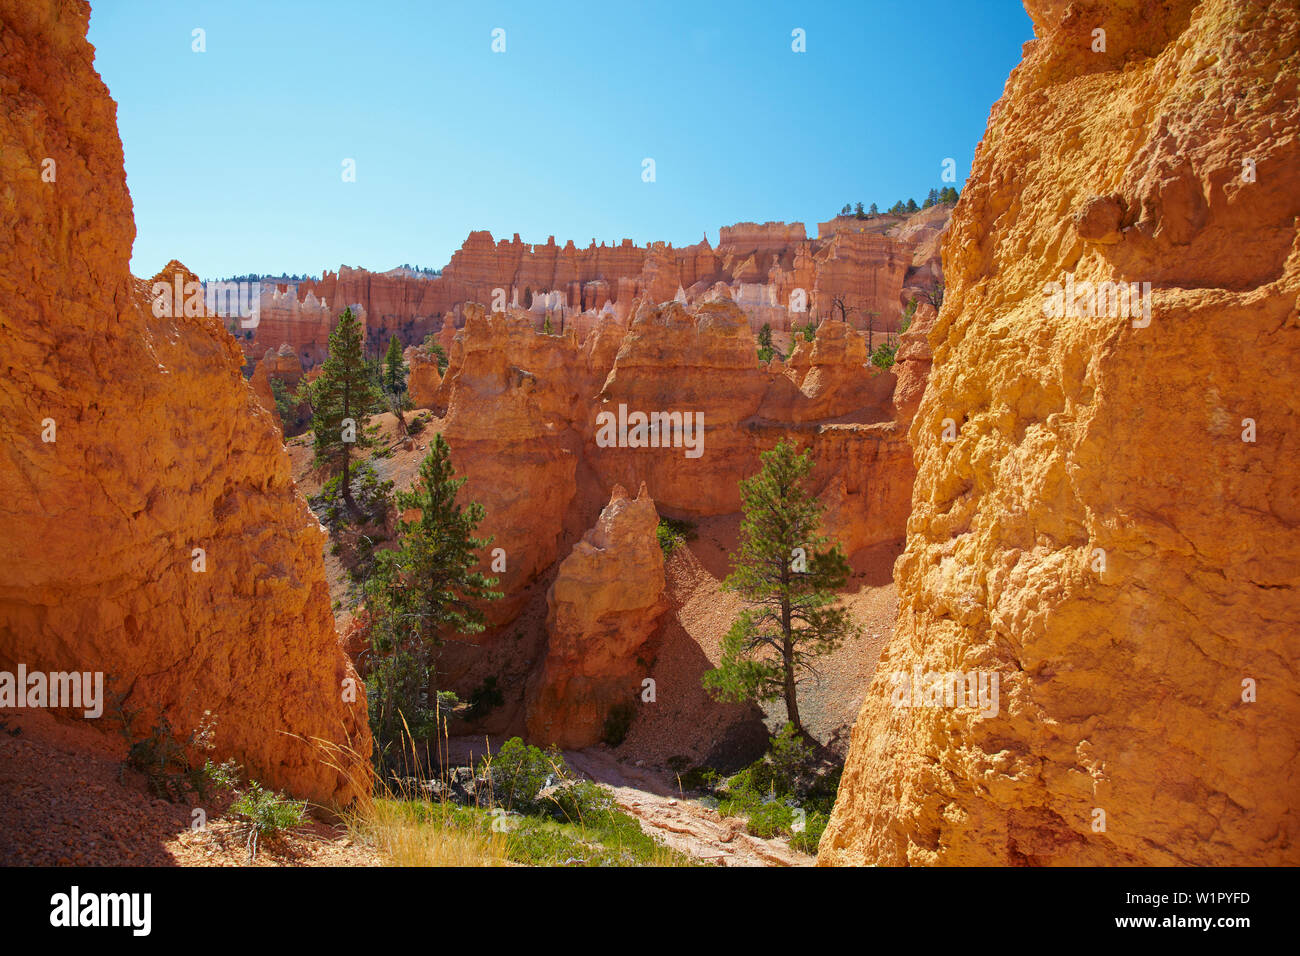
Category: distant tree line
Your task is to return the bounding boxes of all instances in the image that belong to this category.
[212,272,316,283]
[839,186,959,220]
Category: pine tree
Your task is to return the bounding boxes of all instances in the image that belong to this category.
[364,434,501,760]
[869,202,879,215]
[906,197,919,213]
[383,334,406,396]
[702,440,858,736]
[309,307,382,512]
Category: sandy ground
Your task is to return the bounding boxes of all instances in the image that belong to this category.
[0,709,376,867]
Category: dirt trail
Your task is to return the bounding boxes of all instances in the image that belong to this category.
[564,749,813,867]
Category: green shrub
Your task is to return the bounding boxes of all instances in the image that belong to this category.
[656,516,697,556]
[116,707,239,802]
[480,737,566,812]
[676,765,721,792]
[747,800,795,838]
[231,781,307,859]
[870,341,898,369]
[791,810,828,854]
[420,336,449,373]
[312,461,394,530]
[768,722,814,793]
[545,780,615,824]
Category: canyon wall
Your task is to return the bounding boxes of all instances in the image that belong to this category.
[426,296,919,747]
[821,0,1300,865]
[432,297,913,614]
[0,0,369,806]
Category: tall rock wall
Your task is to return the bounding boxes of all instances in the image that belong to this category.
[0,0,370,806]
[821,0,1300,865]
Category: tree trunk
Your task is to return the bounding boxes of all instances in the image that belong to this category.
[341,444,357,513]
[779,582,802,735]
[782,633,802,735]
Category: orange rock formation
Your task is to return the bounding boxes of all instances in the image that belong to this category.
[821,0,1300,865]
[403,345,442,409]
[249,344,305,428]
[0,0,369,807]
[525,484,668,748]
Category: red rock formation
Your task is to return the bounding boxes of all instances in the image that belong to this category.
[240,286,357,369]
[249,344,305,427]
[717,221,809,253]
[0,0,369,806]
[403,345,442,409]
[525,484,667,748]
[298,265,438,358]
[812,231,916,331]
[590,299,769,515]
[822,0,1300,866]
[891,203,952,297]
[249,212,930,357]
[890,302,938,426]
[438,306,584,624]
[758,319,895,424]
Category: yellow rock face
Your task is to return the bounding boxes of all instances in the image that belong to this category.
[821,0,1300,865]
[0,0,370,806]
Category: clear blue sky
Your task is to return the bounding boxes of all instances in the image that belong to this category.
[87,0,1033,279]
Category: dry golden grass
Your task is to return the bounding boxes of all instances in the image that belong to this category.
[356,798,508,866]
[310,717,511,867]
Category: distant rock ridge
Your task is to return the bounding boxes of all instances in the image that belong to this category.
[240,209,948,366]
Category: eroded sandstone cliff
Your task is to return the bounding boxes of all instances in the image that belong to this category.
[0,0,370,806]
[821,0,1300,865]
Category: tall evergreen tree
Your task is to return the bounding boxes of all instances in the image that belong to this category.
[702,440,858,736]
[383,334,406,397]
[309,307,381,512]
[364,434,501,762]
